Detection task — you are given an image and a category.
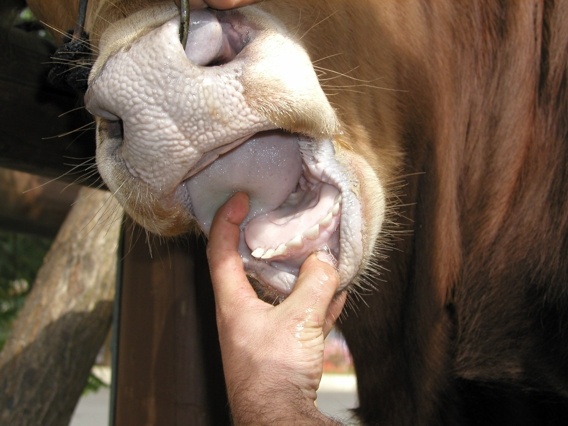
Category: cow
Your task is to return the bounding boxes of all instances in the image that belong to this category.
[27,0,568,424]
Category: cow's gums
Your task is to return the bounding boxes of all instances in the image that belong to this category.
[27,1,568,425]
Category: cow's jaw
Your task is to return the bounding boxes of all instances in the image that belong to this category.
[85,5,384,296]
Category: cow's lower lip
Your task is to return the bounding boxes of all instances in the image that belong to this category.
[184,131,349,295]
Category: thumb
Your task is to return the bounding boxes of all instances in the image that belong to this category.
[283,251,341,326]
[176,0,260,9]
[204,0,260,8]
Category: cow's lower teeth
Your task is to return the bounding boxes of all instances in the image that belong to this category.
[320,211,333,227]
[304,224,320,240]
[251,248,265,258]
[250,198,342,261]
[332,201,341,216]
[287,235,303,249]
[274,244,287,256]
[261,249,275,259]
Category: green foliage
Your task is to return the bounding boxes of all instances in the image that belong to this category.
[0,231,52,350]
[18,8,35,22]
[84,370,109,395]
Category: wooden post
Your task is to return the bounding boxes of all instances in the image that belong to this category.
[113,221,230,425]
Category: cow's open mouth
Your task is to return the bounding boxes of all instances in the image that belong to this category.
[183,130,356,295]
[86,5,365,296]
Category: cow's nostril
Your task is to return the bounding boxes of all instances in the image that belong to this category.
[88,107,124,141]
[99,118,124,141]
[93,108,120,122]
[84,90,121,123]
[184,10,249,67]
[208,21,248,66]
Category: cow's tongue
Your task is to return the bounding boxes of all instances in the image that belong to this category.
[186,131,302,234]
[186,131,341,266]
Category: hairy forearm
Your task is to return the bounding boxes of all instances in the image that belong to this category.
[230,406,342,425]
[228,388,343,425]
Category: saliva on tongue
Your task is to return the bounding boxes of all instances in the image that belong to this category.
[186,131,341,272]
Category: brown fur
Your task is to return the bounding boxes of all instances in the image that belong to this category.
[336,2,568,424]
[28,1,568,424]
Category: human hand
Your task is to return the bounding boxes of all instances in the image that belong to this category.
[182,0,262,9]
[207,193,346,425]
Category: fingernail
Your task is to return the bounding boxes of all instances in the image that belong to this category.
[315,250,338,269]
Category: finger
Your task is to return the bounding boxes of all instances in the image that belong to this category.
[284,251,341,325]
[207,193,257,309]
[323,291,347,337]
[174,1,207,8]
[205,0,261,9]
[189,0,207,8]
[177,0,260,9]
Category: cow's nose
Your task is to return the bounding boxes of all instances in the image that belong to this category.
[184,10,248,66]
[83,91,124,140]
[84,97,120,123]
[98,117,124,142]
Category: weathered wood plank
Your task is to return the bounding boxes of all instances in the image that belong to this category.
[0,168,79,236]
[114,223,230,425]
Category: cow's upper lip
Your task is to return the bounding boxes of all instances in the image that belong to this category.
[181,134,252,180]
